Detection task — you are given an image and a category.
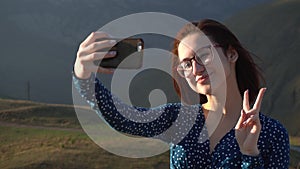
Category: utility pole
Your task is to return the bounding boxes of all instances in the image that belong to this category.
[27,81,30,100]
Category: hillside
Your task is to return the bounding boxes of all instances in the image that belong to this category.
[0,98,299,168]
[0,98,81,128]
[0,0,272,104]
[225,0,300,136]
[0,98,170,169]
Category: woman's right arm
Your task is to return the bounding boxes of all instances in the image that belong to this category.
[73,32,192,141]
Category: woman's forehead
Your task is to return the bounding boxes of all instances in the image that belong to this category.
[179,33,212,52]
[178,33,212,59]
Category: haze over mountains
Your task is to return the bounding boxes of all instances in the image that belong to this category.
[0,0,272,104]
[225,0,300,135]
[1,0,299,134]
[0,2,299,168]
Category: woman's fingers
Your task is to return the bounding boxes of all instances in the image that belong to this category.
[81,51,116,62]
[74,31,118,78]
[243,89,250,111]
[235,109,261,130]
[235,110,246,130]
[249,114,261,133]
[242,88,266,115]
[242,114,260,129]
[237,89,263,156]
[242,115,254,125]
[253,88,267,111]
[80,32,111,48]
[80,39,117,56]
[78,63,115,74]
[97,67,115,74]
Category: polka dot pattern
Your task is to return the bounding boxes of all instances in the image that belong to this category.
[73,73,290,169]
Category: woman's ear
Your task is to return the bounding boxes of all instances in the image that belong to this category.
[229,53,238,63]
[226,46,238,63]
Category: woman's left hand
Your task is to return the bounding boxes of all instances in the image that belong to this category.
[235,88,266,156]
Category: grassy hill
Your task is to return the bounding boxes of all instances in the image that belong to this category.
[0,98,299,168]
[225,0,300,136]
[0,98,81,129]
[0,98,170,169]
[0,126,170,169]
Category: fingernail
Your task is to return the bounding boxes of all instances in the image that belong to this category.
[261,88,267,93]
[110,40,116,44]
[109,51,116,55]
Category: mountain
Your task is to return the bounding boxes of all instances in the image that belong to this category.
[225,0,300,136]
[1,0,298,136]
[0,0,272,104]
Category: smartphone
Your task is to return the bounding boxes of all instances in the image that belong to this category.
[94,38,144,69]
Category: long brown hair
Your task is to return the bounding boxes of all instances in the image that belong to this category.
[172,19,264,105]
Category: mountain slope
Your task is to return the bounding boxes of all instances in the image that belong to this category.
[0,0,272,104]
[225,0,300,136]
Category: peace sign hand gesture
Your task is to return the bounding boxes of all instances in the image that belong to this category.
[235,88,267,156]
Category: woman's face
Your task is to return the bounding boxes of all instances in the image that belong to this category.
[177,33,234,95]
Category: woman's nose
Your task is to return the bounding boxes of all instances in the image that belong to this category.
[192,60,205,75]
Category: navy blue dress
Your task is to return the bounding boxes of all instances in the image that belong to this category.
[73,73,290,168]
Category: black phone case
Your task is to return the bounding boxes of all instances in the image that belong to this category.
[95,38,144,69]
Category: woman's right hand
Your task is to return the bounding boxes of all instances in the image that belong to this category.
[74,32,117,79]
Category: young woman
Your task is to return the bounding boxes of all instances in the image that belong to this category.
[73,19,289,168]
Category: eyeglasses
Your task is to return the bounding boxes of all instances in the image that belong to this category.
[176,44,221,78]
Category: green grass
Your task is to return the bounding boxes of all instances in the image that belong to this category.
[290,137,300,168]
[0,98,299,168]
[0,126,169,169]
[290,136,300,147]
[0,99,170,169]
[0,99,82,128]
[1,125,299,169]
[290,149,300,169]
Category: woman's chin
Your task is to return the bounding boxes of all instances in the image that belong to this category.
[187,80,212,95]
[195,84,212,95]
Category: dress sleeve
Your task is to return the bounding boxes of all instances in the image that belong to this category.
[72,72,199,142]
[241,154,264,169]
[241,116,290,169]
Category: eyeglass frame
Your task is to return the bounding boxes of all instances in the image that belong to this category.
[176,43,222,78]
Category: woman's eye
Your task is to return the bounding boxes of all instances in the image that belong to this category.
[182,61,192,69]
[199,52,210,58]
[197,52,210,62]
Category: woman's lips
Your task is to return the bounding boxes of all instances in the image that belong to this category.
[195,73,211,84]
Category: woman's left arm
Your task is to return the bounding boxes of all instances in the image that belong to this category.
[235,88,266,156]
[235,88,290,168]
[240,118,290,168]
